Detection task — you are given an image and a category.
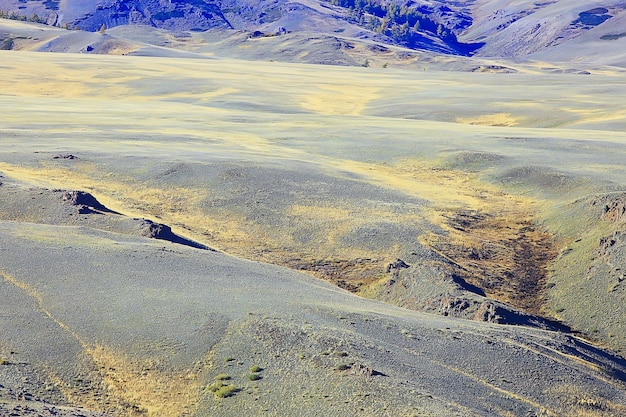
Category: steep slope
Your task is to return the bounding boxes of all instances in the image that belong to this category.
[464,0,626,65]
[0,0,481,54]
[4,0,626,65]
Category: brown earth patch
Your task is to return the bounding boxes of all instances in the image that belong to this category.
[422,209,557,315]
[285,257,385,292]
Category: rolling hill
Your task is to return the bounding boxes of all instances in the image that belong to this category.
[1,1,626,416]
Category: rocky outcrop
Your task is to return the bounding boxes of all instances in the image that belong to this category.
[59,190,118,214]
[138,219,211,250]
[601,194,626,223]
[71,0,233,32]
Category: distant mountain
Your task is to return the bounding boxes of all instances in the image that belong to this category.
[0,0,483,55]
[463,0,626,60]
[1,1,625,63]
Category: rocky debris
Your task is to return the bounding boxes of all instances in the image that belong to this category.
[70,0,233,32]
[438,295,569,331]
[138,219,211,250]
[0,385,109,417]
[602,197,626,223]
[350,363,385,377]
[385,258,409,273]
[599,232,622,253]
[471,65,517,73]
[52,154,78,160]
[377,259,569,332]
[58,190,117,214]
[594,231,626,286]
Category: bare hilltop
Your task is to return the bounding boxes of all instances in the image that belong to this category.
[1,1,626,416]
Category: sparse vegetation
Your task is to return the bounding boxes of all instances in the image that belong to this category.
[207,381,238,398]
[324,0,475,52]
[248,373,262,381]
[215,384,238,398]
[0,10,48,24]
[249,365,263,373]
[214,373,230,381]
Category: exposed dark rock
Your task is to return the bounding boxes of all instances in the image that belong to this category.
[385,258,409,273]
[52,154,78,160]
[138,219,211,250]
[58,190,118,214]
[573,8,612,28]
[438,295,571,332]
[603,199,626,223]
[589,193,626,223]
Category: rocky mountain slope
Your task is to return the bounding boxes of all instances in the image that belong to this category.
[1,0,626,64]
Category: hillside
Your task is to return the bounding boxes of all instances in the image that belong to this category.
[1,0,626,65]
[1,49,626,415]
[1,1,626,416]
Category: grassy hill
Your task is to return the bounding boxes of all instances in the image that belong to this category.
[1,1,626,414]
[0,47,626,415]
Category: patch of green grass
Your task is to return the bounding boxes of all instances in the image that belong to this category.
[248,373,262,381]
[249,365,263,373]
[215,384,238,398]
[206,381,239,398]
[214,373,230,381]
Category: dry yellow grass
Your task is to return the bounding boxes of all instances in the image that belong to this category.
[456,112,520,126]
[0,151,550,311]
[300,83,380,116]
[86,345,205,417]
[1,268,208,417]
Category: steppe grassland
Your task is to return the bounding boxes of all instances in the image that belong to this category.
[2,50,626,309]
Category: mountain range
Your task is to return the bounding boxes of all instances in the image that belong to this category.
[1,0,626,64]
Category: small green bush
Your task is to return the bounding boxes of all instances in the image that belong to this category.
[248,373,262,381]
[249,365,263,373]
[215,384,238,398]
[207,381,238,398]
[214,373,230,381]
